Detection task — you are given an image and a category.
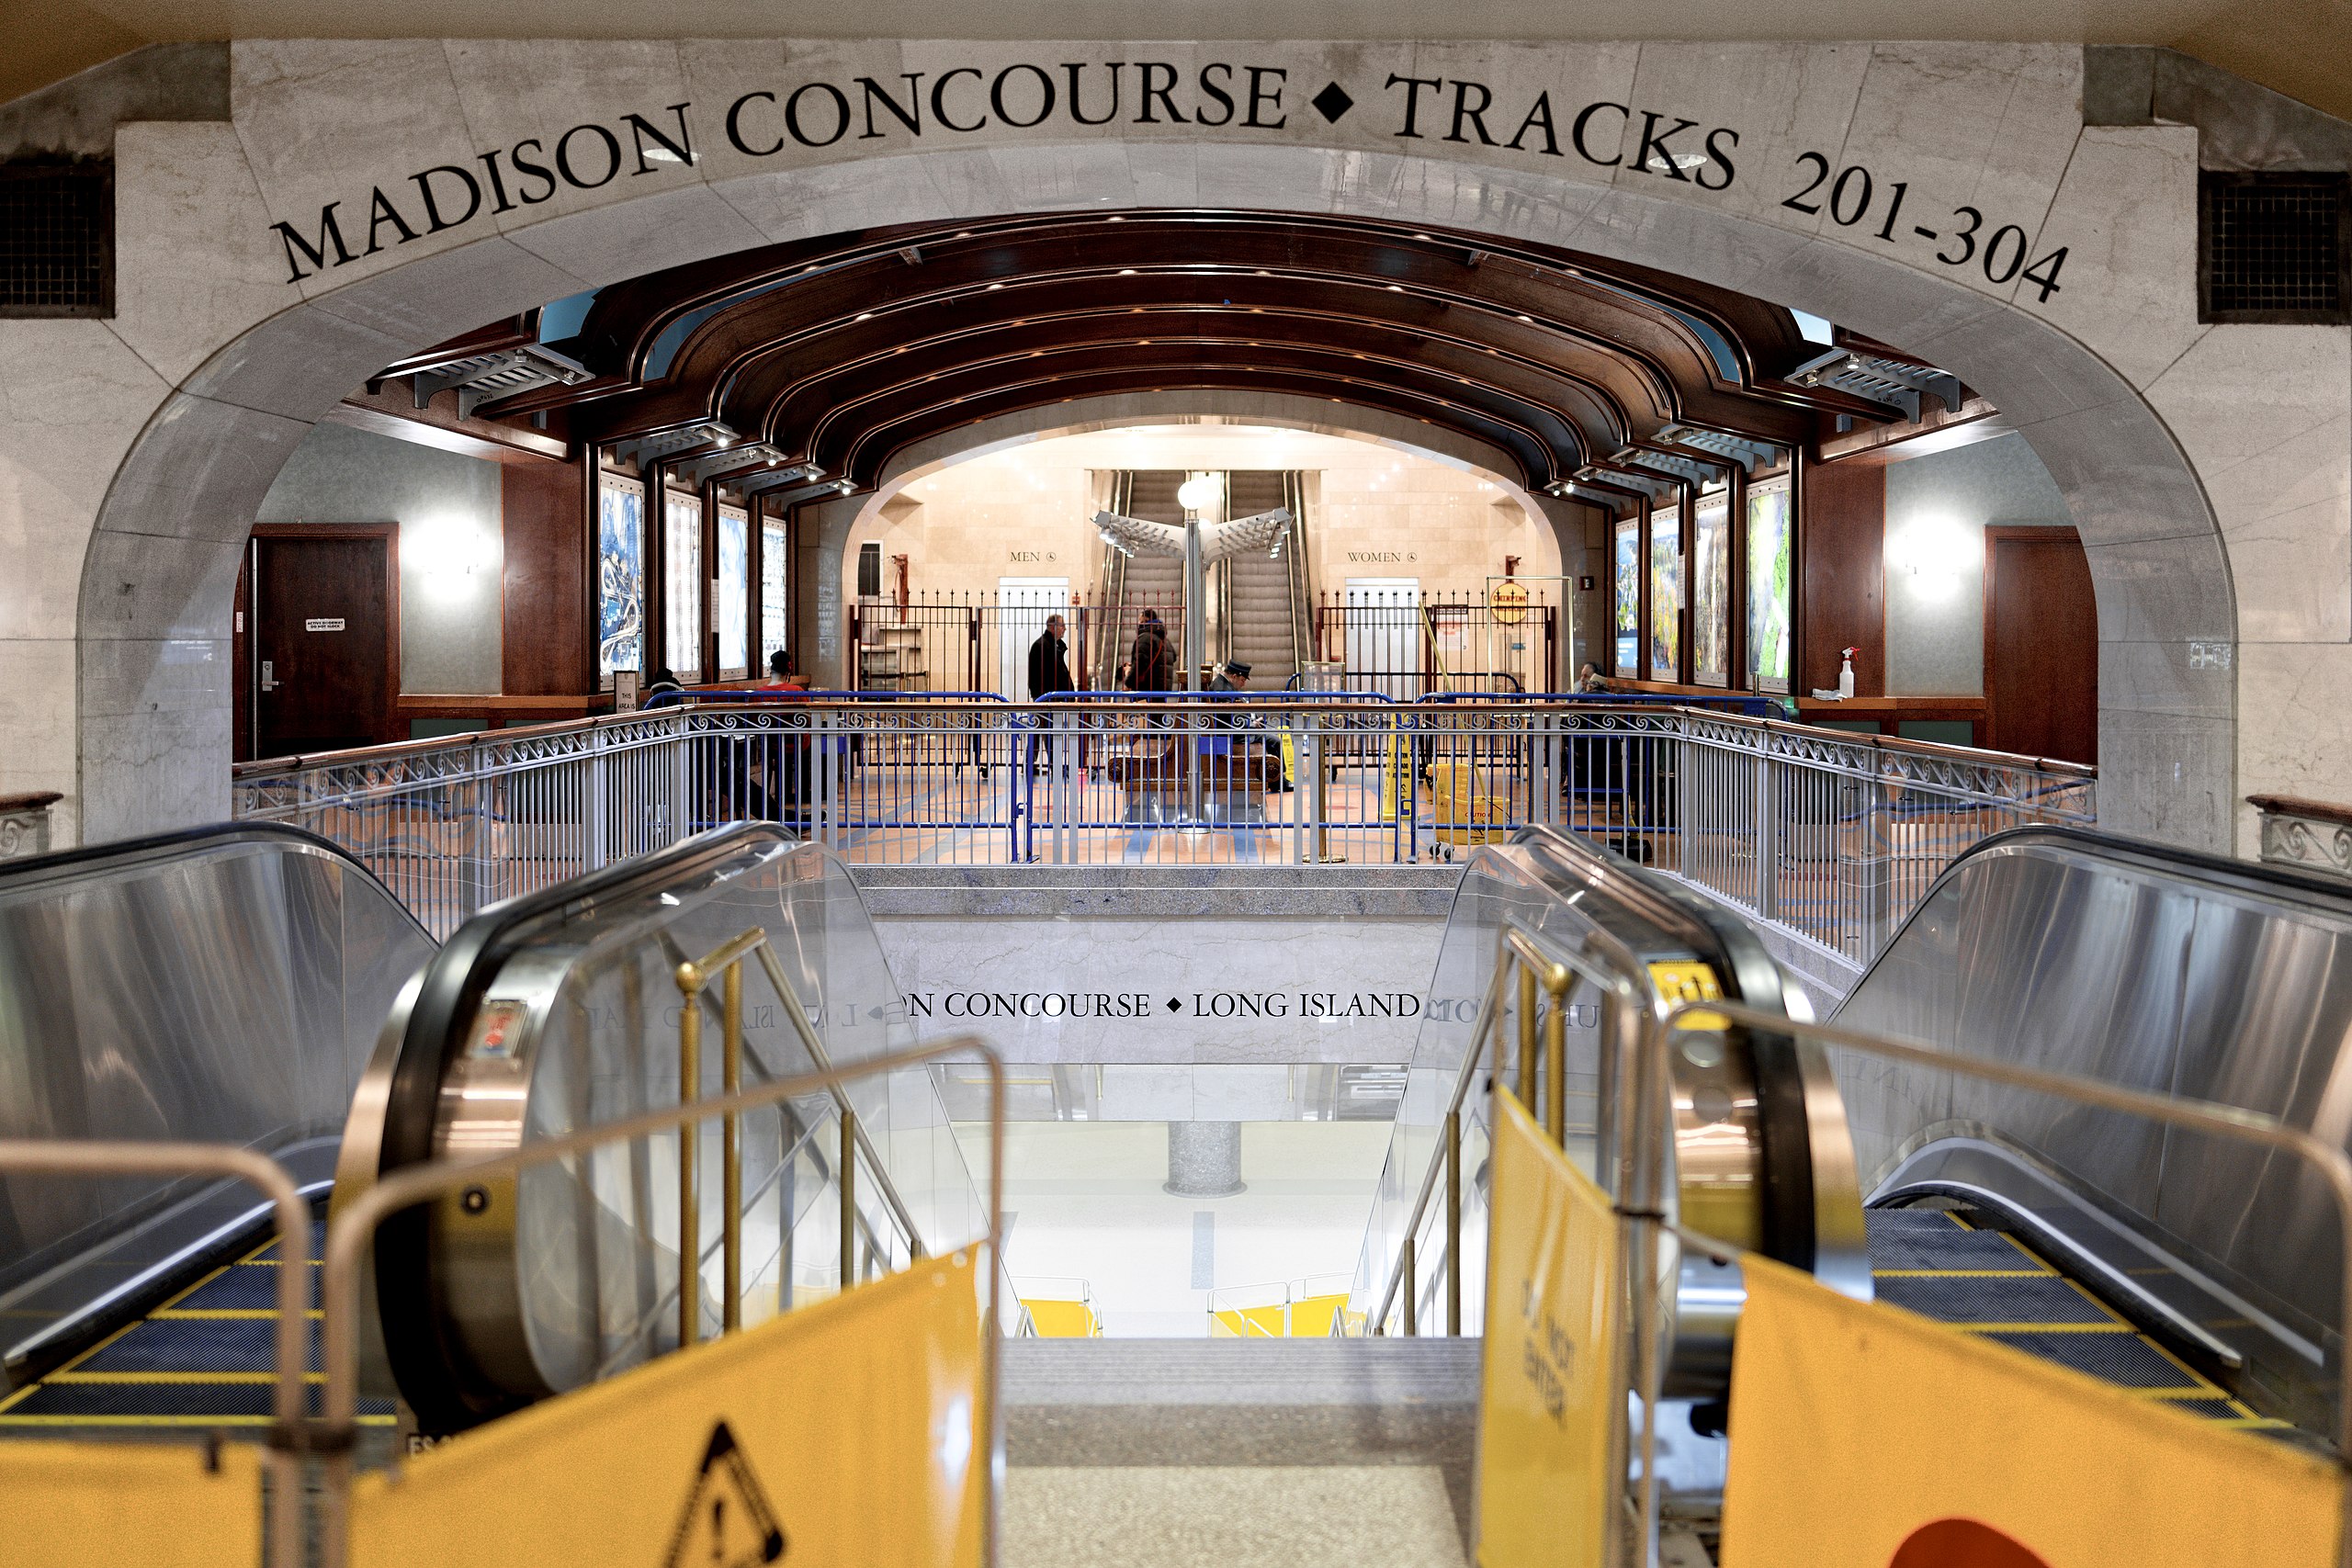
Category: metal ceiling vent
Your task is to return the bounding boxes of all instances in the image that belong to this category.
[0,160,112,317]
[2200,172,2351,324]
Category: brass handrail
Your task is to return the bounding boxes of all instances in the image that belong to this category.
[0,1140,311,1568]
[1654,999,2352,1568]
[1364,917,1645,1339]
[316,1034,1007,1568]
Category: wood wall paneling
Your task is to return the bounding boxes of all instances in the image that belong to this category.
[1984,525,2098,764]
[501,456,592,695]
[1798,457,1885,698]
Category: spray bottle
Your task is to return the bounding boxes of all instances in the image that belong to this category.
[1838,646,1858,700]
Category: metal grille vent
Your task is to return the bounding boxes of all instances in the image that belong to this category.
[0,161,112,317]
[2200,173,2349,323]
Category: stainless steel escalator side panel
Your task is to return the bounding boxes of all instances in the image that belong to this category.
[0,823,435,1379]
[345,823,948,1436]
[1831,824,2352,1427]
[1411,827,1867,1396]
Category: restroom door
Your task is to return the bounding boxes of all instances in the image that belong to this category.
[250,524,398,756]
[1343,577,1420,699]
[999,577,1070,697]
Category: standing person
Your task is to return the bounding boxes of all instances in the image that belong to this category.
[1130,609,1173,694]
[1026,614,1077,775]
[641,666,686,708]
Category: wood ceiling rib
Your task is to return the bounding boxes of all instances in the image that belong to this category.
[765,317,1608,473]
[431,206,1914,507]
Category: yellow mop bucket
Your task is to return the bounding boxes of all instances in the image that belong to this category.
[1379,723,1414,822]
[1428,758,1504,846]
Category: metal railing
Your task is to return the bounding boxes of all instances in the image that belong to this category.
[232,697,2091,957]
[0,1141,312,1568]
[318,1032,1007,1568]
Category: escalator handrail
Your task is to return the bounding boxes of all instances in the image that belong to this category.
[0,818,424,930]
[1838,822,2352,1020]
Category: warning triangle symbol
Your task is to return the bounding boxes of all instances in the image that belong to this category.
[662,1421,787,1568]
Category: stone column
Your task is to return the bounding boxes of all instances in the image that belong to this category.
[1164,1121,1245,1198]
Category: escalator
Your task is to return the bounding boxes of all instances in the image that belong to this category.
[1364,820,2350,1464]
[0,824,434,1432]
[0,819,987,1451]
[1829,824,2352,1438]
[330,822,993,1436]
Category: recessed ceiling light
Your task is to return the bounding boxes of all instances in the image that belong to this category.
[986,282,1003,290]
[1517,314,1533,323]
[1119,268,1136,276]
[1387,285,1403,293]
[854,312,872,321]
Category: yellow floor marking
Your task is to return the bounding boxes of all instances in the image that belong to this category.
[47,1371,328,1385]
[1871,1269,2051,1278]
[0,1414,396,1427]
[1998,1231,2051,1268]
[152,1266,230,1314]
[152,1309,322,1320]
[2058,1275,2135,1325]
[1956,1322,2138,1335]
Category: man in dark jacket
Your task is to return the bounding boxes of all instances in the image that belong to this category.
[1026,615,1074,699]
[1027,615,1077,774]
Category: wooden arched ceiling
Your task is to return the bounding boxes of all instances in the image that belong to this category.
[448,209,1906,505]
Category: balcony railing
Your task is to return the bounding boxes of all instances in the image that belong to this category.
[230,694,2094,965]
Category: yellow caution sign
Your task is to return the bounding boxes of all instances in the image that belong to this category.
[1647,959,1729,1031]
[353,1252,983,1568]
[1478,1091,1622,1568]
[1720,1252,2343,1568]
[1490,580,1530,625]
[2,1439,260,1568]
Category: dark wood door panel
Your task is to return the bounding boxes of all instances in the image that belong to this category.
[252,525,398,756]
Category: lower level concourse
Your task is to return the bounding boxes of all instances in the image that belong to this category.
[4,22,2352,1568]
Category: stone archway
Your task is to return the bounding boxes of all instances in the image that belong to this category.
[67,59,2236,850]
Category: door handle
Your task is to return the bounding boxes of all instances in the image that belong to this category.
[260,660,277,693]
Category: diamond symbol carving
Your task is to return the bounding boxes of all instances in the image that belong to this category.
[1167,996,1183,1013]
[1311,83,1354,124]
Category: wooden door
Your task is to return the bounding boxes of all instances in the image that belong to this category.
[251,525,398,756]
[1984,526,2097,764]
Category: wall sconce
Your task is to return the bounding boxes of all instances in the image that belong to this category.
[1888,516,1974,602]
[417,516,492,600]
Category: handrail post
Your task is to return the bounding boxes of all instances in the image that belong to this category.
[1401,1234,1417,1337]
[1755,741,1778,922]
[1544,969,1568,1146]
[840,1106,858,1290]
[676,964,702,1351]
[1517,964,1538,1110]
[722,958,743,1334]
[1444,1110,1462,1336]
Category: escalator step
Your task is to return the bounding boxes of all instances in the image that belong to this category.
[1874,1274,2115,1325]
[0,1382,395,1421]
[1979,1330,2209,1392]
[1864,1210,2043,1272]
[72,1317,317,1376]
[160,1263,320,1314]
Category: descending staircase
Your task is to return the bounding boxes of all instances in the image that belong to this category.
[1001,1338,1477,1568]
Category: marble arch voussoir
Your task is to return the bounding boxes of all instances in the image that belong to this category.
[51,38,2271,852]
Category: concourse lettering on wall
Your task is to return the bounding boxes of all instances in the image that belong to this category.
[902,989,1424,1021]
[267,52,2066,302]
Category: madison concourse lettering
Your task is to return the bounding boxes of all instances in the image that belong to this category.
[266,53,2067,301]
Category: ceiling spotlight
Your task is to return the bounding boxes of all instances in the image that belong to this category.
[854,312,873,321]
[1517,314,1533,323]
[1119,268,1137,276]
[837,479,855,493]
[986,282,1004,290]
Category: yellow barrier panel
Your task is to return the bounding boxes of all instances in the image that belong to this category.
[353,1252,982,1568]
[1721,1252,2343,1568]
[1478,1092,1622,1568]
[5,1440,261,1568]
[1291,1292,1350,1339]
[1023,1298,1099,1338]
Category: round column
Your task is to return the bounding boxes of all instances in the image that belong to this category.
[1164,1121,1245,1198]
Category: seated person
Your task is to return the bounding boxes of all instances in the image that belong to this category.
[1575,661,1611,694]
